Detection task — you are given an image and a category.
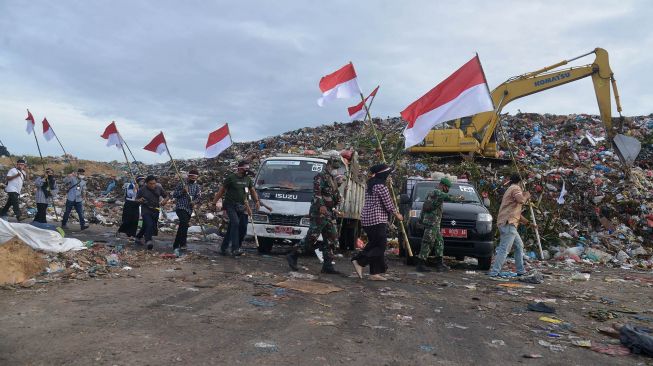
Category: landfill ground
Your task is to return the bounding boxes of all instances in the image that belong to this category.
[1,226,652,366]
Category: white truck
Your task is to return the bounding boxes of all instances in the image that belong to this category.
[247,152,365,253]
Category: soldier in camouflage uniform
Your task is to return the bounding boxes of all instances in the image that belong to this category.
[287,153,342,274]
[417,177,462,272]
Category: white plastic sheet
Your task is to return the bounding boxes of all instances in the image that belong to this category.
[0,219,86,253]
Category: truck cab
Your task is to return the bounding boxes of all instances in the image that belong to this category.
[247,153,364,253]
[399,178,494,269]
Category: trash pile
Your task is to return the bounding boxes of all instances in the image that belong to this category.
[0,113,651,264]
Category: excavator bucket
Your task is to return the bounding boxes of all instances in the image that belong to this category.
[613,134,641,166]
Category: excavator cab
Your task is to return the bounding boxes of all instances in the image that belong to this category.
[409,48,641,168]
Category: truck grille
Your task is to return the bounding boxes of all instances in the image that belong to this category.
[441,219,476,229]
[268,214,301,226]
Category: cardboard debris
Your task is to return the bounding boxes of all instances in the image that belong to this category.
[275,279,343,295]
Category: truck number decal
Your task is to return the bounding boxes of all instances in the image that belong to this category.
[459,186,475,193]
[311,164,323,172]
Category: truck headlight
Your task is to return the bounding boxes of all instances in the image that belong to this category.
[300,217,311,227]
[252,214,269,224]
[477,213,493,222]
[409,210,421,218]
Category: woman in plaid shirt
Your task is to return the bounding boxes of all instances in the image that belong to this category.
[352,164,403,281]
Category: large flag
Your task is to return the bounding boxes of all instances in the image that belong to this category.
[143,132,167,155]
[205,124,232,158]
[348,85,379,121]
[317,62,361,107]
[400,55,494,148]
[42,118,55,141]
[100,121,123,148]
[25,110,35,135]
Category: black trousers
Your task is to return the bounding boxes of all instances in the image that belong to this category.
[34,203,48,223]
[174,209,191,249]
[353,223,388,275]
[118,201,140,237]
[0,192,21,220]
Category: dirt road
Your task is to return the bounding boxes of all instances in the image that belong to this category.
[1,229,652,365]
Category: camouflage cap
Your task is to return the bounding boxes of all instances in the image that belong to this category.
[439,177,452,188]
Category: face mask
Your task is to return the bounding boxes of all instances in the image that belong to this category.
[79,175,85,179]
[330,169,338,176]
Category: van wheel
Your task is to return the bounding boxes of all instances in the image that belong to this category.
[257,238,274,254]
[478,257,491,270]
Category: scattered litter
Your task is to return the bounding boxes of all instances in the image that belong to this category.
[276,279,342,295]
[445,322,468,330]
[539,316,563,324]
[419,344,435,352]
[248,298,276,307]
[591,343,630,356]
[571,272,591,281]
[527,302,556,314]
[620,324,653,356]
[254,342,278,353]
[571,339,592,348]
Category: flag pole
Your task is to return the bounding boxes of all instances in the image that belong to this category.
[358,93,413,257]
[28,109,46,173]
[164,140,208,241]
[50,126,69,158]
[117,133,137,187]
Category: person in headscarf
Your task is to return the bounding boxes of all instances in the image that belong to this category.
[351,163,403,281]
[118,175,144,238]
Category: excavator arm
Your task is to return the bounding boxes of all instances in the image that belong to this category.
[410,48,640,166]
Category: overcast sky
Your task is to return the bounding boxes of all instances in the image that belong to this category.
[1,0,651,163]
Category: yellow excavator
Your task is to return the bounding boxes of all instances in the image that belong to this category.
[408,48,641,166]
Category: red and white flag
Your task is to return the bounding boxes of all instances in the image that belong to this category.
[100,121,123,148]
[143,132,167,155]
[25,110,35,135]
[400,55,494,148]
[205,124,232,158]
[317,62,362,107]
[42,118,55,141]
[348,85,379,121]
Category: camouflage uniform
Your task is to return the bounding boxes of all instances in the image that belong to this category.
[418,189,455,260]
[296,171,341,259]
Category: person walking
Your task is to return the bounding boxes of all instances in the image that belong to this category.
[117,175,144,238]
[136,175,168,250]
[286,152,342,274]
[416,177,461,272]
[352,164,403,281]
[213,161,260,257]
[488,174,534,278]
[1,159,28,222]
[61,168,89,230]
[33,168,57,224]
[172,169,201,257]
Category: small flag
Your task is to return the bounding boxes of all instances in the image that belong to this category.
[100,121,123,148]
[557,180,567,205]
[348,85,379,121]
[42,118,55,141]
[26,110,35,135]
[401,55,494,148]
[205,124,232,158]
[317,62,361,107]
[143,132,167,155]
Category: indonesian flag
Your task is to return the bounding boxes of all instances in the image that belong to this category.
[317,62,362,107]
[25,110,35,135]
[400,55,494,148]
[100,121,123,148]
[348,85,379,121]
[143,132,167,155]
[205,124,232,158]
[42,118,55,141]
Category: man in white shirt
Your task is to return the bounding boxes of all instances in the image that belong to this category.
[1,159,28,222]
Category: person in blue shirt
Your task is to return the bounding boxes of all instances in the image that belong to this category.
[61,168,89,230]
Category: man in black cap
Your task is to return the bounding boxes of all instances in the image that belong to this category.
[1,159,28,221]
[213,161,260,256]
[172,169,202,257]
[61,168,89,230]
[286,152,343,274]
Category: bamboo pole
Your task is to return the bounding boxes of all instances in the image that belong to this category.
[164,142,208,241]
[359,93,413,257]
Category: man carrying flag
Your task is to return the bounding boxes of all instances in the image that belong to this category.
[401,55,494,148]
[0,159,28,222]
[61,168,89,231]
[172,169,202,257]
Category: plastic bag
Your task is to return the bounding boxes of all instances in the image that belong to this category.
[620,324,653,356]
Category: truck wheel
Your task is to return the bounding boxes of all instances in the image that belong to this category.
[478,257,491,270]
[257,238,274,254]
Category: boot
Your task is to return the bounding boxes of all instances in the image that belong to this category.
[321,252,341,275]
[286,249,299,271]
[434,257,450,272]
[416,258,432,272]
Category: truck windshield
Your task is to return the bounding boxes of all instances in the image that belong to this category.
[256,160,325,190]
[413,184,480,203]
